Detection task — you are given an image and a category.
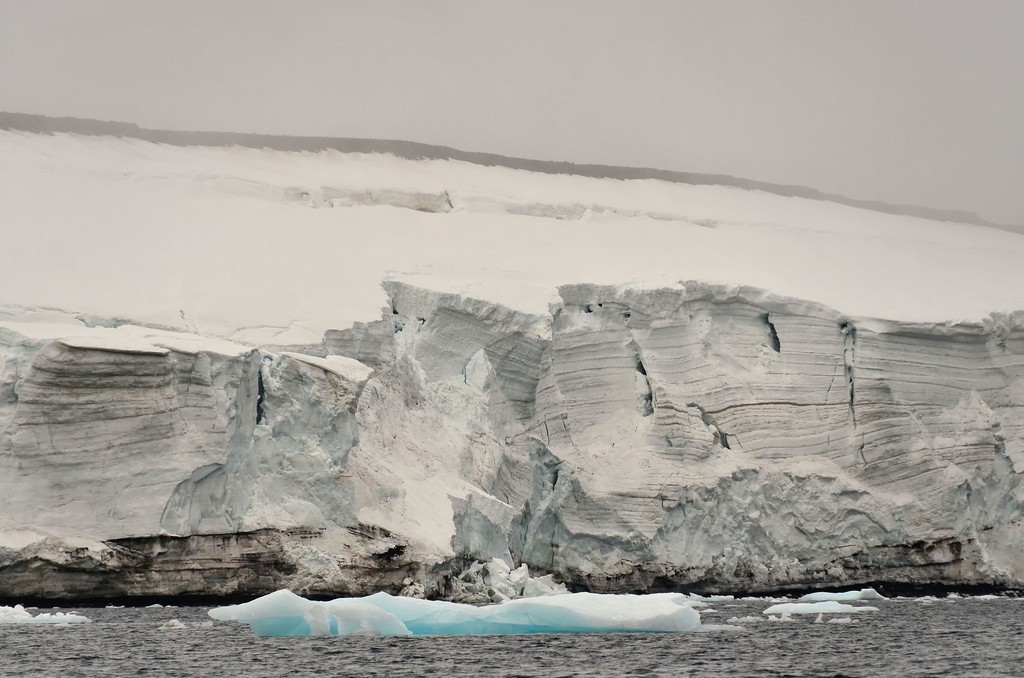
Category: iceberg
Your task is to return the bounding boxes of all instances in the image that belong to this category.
[797,588,886,602]
[208,589,702,637]
[0,605,91,625]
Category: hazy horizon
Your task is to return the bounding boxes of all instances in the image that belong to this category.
[2,0,1022,225]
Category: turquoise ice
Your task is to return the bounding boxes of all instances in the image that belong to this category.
[208,589,703,637]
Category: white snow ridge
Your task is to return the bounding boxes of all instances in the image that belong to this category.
[1,126,1024,600]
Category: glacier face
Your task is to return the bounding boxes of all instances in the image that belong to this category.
[2,281,1023,599]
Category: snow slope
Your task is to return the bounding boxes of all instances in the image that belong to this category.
[1,130,1023,599]
[2,130,1024,342]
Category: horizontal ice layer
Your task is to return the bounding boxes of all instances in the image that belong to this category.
[762,601,878,615]
[0,605,91,624]
[797,589,886,602]
[2,279,1024,599]
[208,589,703,637]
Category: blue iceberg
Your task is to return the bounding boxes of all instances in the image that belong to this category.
[208,589,703,637]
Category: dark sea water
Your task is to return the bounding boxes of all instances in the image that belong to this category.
[3,596,1024,677]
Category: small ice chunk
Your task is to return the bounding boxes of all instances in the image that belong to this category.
[507,564,530,592]
[763,601,878,615]
[522,574,567,598]
[726,616,761,624]
[145,604,163,609]
[828,617,854,624]
[159,619,187,630]
[766,614,796,622]
[398,578,427,599]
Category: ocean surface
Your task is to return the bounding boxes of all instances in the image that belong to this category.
[2,596,1023,677]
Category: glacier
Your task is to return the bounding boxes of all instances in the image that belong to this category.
[1,123,1024,601]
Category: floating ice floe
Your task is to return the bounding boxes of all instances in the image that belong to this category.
[209,589,703,637]
[766,614,796,622]
[158,619,187,631]
[797,588,885,603]
[0,605,91,625]
[762,601,878,615]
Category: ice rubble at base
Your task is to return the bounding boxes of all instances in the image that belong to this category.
[0,605,91,625]
[446,558,568,603]
[209,589,703,637]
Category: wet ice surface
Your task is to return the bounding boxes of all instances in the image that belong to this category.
[2,597,1024,677]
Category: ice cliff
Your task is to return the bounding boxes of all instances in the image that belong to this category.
[1,125,1024,600]
[2,281,1023,599]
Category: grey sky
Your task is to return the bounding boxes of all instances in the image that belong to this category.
[2,0,1022,225]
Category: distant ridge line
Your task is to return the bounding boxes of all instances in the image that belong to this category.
[0,111,1007,230]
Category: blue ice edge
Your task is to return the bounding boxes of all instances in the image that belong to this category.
[208,590,705,637]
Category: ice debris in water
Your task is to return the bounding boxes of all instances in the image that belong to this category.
[766,614,796,623]
[726,616,762,624]
[0,605,91,625]
[158,619,187,631]
[797,588,885,602]
[763,601,879,615]
[209,589,703,637]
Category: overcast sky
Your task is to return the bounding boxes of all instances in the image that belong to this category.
[2,0,1022,225]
